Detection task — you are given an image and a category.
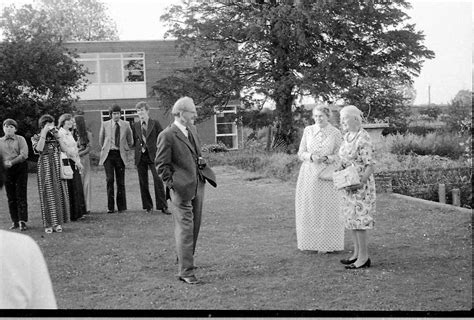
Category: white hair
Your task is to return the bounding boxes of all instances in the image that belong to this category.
[171,96,195,115]
[340,105,363,123]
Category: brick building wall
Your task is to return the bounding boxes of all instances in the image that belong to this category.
[65,40,217,156]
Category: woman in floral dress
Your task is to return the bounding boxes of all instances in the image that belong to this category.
[295,105,344,252]
[338,105,376,269]
[32,115,70,233]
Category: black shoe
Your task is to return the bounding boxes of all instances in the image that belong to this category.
[118,209,126,213]
[340,257,357,265]
[179,275,200,284]
[107,209,115,214]
[345,258,371,269]
[9,222,19,230]
[145,208,153,213]
[19,221,27,231]
[161,208,171,215]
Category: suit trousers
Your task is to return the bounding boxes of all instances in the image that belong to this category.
[137,151,167,210]
[170,179,205,277]
[103,150,127,211]
[5,161,28,223]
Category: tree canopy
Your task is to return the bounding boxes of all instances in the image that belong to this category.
[157,0,434,146]
[0,0,117,141]
[1,0,118,42]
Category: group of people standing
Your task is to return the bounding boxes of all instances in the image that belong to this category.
[295,104,376,269]
[1,97,216,287]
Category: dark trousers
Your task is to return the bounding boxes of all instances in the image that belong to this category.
[104,150,126,211]
[170,180,205,277]
[67,159,86,221]
[137,151,167,210]
[5,161,28,223]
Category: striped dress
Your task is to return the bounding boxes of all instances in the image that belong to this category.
[32,133,70,228]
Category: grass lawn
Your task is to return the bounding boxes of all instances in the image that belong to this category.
[0,165,471,314]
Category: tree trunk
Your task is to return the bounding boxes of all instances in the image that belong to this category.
[272,84,296,152]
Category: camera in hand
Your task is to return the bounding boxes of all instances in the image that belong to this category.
[197,157,206,169]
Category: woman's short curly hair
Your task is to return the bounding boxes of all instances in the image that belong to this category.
[38,114,55,129]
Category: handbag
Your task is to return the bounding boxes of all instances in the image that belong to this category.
[60,152,73,180]
[333,164,360,189]
[318,164,337,181]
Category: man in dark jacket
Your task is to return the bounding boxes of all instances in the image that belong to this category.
[133,101,170,214]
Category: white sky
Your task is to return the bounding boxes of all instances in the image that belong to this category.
[1,0,472,105]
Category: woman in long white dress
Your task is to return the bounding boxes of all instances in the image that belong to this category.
[295,105,344,252]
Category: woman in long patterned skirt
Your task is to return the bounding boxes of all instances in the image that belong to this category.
[57,113,85,221]
[32,115,70,233]
[295,105,344,253]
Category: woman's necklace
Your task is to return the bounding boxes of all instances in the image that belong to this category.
[347,129,361,143]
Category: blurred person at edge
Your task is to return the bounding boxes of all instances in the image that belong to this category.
[0,153,58,309]
[57,113,86,221]
[74,113,93,214]
[32,114,70,234]
[295,105,344,253]
[338,105,376,270]
[0,119,29,231]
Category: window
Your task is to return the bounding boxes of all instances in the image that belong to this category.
[101,109,138,128]
[215,105,238,149]
[77,52,146,100]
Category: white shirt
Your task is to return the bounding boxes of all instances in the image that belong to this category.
[0,230,57,309]
[174,119,188,138]
[58,127,81,164]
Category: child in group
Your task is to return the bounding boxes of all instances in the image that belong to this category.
[0,119,29,231]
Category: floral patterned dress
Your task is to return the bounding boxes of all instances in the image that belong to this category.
[295,124,344,251]
[338,129,376,230]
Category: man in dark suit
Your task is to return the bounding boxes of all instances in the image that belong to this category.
[155,96,216,285]
[133,101,170,214]
[99,104,134,213]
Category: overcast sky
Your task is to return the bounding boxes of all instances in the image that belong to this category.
[1,0,472,105]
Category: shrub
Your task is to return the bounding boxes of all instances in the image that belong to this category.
[201,142,229,153]
[385,132,464,159]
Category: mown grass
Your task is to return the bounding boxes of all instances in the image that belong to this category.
[0,166,471,314]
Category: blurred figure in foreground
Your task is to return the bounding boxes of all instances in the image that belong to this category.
[0,153,57,309]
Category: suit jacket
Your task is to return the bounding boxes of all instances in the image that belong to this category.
[132,118,163,164]
[155,123,216,201]
[98,119,134,166]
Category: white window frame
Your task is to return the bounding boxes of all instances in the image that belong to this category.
[214,104,238,149]
[101,109,138,124]
[77,52,146,100]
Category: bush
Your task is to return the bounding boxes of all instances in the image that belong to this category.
[384,132,465,159]
[201,142,229,153]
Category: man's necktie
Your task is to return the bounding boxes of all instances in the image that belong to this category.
[114,122,120,148]
[186,127,197,153]
[141,121,147,152]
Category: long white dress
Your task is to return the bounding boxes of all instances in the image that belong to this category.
[295,123,344,251]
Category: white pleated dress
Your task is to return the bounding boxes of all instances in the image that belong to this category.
[295,124,344,251]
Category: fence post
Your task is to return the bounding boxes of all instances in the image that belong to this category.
[452,188,461,207]
[438,183,446,204]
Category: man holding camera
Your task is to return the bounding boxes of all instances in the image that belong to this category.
[132,101,170,215]
[155,97,216,285]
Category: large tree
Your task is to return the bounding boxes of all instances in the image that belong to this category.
[0,4,89,143]
[157,0,434,145]
[1,0,118,41]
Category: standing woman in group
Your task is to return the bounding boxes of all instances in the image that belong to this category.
[74,114,92,214]
[338,105,376,269]
[295,105,344,253]
[57,113,86,221]
[32,115,70,233]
